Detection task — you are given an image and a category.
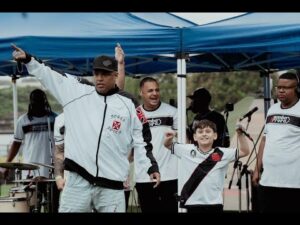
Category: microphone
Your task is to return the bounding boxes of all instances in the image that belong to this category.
[239,107,258,121]
[236,127,253,141]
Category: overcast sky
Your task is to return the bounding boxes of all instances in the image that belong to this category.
[172,13,245,25]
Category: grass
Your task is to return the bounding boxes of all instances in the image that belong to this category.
[0,184,14,197]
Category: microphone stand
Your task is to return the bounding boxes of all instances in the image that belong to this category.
[222,110,229,147]
[237,114,263,212]
[243,125,265,212]
[46,108,54,213]
[228,159,242,212]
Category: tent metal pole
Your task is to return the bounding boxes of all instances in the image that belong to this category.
[176,58,187,145]
[261,72,271,118]
[177,54,187,213]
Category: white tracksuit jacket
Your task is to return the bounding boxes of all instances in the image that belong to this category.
[26,58,158,189]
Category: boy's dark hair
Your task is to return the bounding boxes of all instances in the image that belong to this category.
[139,77,158,88]
[192,119,217,133]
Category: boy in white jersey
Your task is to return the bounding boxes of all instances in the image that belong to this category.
[164,119,249,212]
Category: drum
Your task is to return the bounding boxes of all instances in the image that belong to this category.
[10,186,37,207]
[0,197,30,212]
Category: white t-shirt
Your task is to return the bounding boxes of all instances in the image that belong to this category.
[135,102,178,182]
[260,100,300,188]
[173,143,236,206]
[14,113,56,178]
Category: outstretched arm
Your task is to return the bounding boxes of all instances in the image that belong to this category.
[6,141,22,163]
[54,143,65,190]
[2,141,22,178]
[115,43,125,90]
[235,124,250,158]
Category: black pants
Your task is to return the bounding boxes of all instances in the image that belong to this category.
[135,180,178,213]
[125,190,130,211]
[258,185,300,213]
[186,204,223,213]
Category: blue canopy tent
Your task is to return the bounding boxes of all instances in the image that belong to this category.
[2,13,300,145]
[0,13,196,139]
[183,13,300,116]
[0,13,196,76]
[183,13,300,72]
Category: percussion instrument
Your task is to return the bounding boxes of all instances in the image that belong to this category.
[0,196,30,212]
[0,162,39,170]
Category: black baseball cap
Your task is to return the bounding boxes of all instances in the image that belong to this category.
[93,55,117,72]
[187,87,211,102]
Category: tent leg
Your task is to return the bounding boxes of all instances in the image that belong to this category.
[261,72,271,118]
[177,55,187,213]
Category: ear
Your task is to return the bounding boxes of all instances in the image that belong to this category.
[139,89,143,97]
[213,132,218,140]
[193,133,197,142]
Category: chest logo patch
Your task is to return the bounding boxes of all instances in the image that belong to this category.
[211,153,221,161]
[112,120,122,131]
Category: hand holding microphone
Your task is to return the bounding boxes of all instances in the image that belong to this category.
[236,123,253,141]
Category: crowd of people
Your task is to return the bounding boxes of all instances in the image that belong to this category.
[0,43,298,213]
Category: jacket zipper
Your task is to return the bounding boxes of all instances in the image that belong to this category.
[95,96,107,177]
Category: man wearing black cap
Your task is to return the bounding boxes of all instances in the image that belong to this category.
[11,44,160,213]
[187,87,230,148]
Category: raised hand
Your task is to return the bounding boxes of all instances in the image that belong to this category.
[115,43,125,64]
[11,44,26,61]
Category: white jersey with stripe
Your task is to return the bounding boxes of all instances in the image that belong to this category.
[135,102,178,182]
[14,113,56,178]
[173,144,236,206]
[260,100,300,188]
[54,113,65,146]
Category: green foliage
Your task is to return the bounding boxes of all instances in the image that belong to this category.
[0,88,13,120]
[124,71,262,126]
[0,71,262,132]
[186,71,262,111]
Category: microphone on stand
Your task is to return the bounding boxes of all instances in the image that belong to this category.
[239,107,258,121]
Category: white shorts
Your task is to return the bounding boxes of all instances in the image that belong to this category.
[59,172,125,212]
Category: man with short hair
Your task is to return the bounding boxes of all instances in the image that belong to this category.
[134,77,178,213]
[12,44,160,213]
[252,72,300,212]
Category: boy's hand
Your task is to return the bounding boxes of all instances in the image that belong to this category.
[235,123,245,135]
[165,130,176,140]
